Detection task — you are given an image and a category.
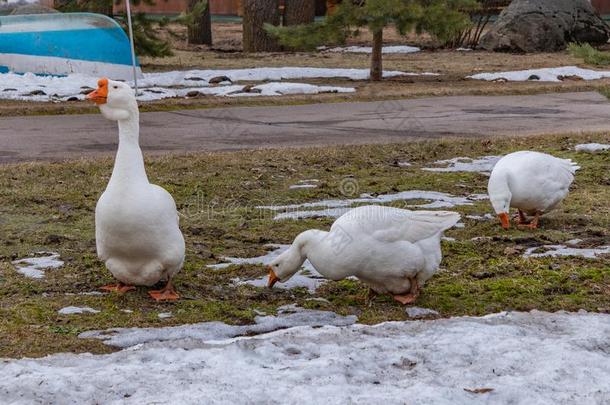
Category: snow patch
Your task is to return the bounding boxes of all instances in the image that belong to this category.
[289,179,320,189]
[575,143,610,154]
[257,190,481,220]
[11,252,63,279]
[80,305,357,349]
[2,311,608,404]
[0,67,416,102]
[423,156,501,173]
[468,66,610,82]
[465,213,494,221]
[325,45,421,54]
[405,306,440,319]
[523,245,610,259]
[158,312,173,319]
[208,244,326,293]
[58,306,100,315]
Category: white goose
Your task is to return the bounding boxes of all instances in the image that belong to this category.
[267,205,460,304]
[488,151,579,229]
[87,78,185,301]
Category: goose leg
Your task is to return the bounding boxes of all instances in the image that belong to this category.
[100,283,136,294]
[519,211,541,229]
[148,278,180,301]
[393,277,420,305]
[514,209,527,225]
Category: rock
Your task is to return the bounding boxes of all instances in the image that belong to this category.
[558,75,584,81]
[186,90,202,97]
[66,97,79,102]
[405,307,440,319]
[185,77,205,81]
[80,87,94,95]
[480,0,610,53]
[28,89,46,96]
[527,74,540,81]
[2,88,17,92]
[242,84,262,93]
[208,75,232,84]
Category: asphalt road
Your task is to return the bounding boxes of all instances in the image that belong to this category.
[1,91,609,163]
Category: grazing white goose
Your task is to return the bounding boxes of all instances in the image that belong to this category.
[488,151,579,230]
[267,205,460,304]
[87,78,185,301]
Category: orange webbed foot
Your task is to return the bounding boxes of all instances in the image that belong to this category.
[393,294,418,305]
[148,282,180,302]
[393,277,420,305]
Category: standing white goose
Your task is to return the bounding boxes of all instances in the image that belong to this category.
[488,151,579,229]
[267,205,460,304]
[87,78,185,301]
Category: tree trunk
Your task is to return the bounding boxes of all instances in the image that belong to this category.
[370,29,383,81]
[243,0,281,52]
[188,0,212,45]
[284,0,315,26]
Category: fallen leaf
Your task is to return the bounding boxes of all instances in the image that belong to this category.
[464,388,494,394]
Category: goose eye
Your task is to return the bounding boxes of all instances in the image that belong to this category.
[113,86,118,89]
[274,264,279,267]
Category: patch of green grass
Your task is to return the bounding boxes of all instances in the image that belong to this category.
[568,42,610,66]
[0,133,609,358]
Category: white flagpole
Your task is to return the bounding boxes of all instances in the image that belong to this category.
[125,0,139,95]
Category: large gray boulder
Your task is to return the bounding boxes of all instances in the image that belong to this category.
[480,0,610,52]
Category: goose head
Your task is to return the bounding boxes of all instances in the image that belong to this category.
[267,246,305,288]
[87,78,137,121]
[488,173,512,229]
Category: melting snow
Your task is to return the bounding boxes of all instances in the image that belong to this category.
[423,156,501,173]
[468,66,610,82]
[466,213,494,221]
[158,312,173,319]
[1,311,608,404]
[289,179,320,190]
[257,190,481,220]
[575,143,610,154]
[0,67,415,102]
[58,306,100,315]
[207,244,326,293]
[80,305,357,349]
[325,45,421,54]
[523,245,610,259]
[405,307,440,319]
[11,252,64,279]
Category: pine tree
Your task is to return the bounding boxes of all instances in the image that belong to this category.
[267,0,477,81]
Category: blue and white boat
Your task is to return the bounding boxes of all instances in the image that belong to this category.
[0,13,142,80]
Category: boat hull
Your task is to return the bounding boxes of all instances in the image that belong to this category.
[0,13,142,80]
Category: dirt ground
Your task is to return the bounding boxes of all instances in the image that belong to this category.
[1,22,609,117]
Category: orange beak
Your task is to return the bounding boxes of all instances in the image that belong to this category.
[498,212,510,229]
[86,78,109,105]
[267,266,280,288]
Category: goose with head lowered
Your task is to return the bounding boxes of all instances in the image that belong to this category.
[267,205,460,304]
[87,78,185,301]
[488,151,579,230]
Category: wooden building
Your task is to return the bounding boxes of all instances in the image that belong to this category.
[115,0,328,17]
[592,0,610,15]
